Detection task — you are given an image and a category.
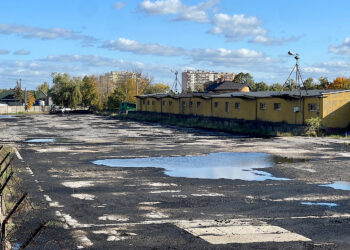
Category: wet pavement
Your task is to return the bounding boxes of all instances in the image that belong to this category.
[0,114,350,249]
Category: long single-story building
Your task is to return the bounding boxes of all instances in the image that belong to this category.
[136,89,350,129]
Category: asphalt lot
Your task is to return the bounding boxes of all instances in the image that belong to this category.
[0,114,350,249]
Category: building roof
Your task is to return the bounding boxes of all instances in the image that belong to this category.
[205,81,249,92]
[137,89,350,99]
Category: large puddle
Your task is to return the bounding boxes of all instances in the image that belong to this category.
[300,202,339,208]
[93,152,290,181]
[26,139,56,143]
[320,181,350,191]
[0,115,14,119]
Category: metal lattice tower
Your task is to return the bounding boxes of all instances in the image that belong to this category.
[171,70,181,93]
[282,51,307,95]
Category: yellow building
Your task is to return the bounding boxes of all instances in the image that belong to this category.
[136,90,350,129]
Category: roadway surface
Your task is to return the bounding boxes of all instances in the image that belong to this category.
[0,114,350,249]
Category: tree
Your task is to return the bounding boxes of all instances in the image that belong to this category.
[81,76,99,107]
[106,87,126,110]
[13,81,24,103]
[26,92,36,110]
[254,81,269,91]
[233,72,255,87]
[318,77,329,89]
[37,82,49,95]
[269,83,284,91]
[303,77,316,90]
[327,77,350,89]
[50,73,82,108]
[143,83,170,95]
[284,79,297,91]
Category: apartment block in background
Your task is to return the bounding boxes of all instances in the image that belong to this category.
[97,71,140,95]
[182,70,236,92]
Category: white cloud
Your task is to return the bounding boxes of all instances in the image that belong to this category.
[113,2,126,10]
[329,37,350,55]
[139,0,219,23]
[101,38,186,56]
[0,49,10,55]
[209,13,267,41]
[13,49,30,55]
[249,35,301,46]
[0,23,98,47]
[101,37,274,69]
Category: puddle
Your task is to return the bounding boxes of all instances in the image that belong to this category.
[0,115,14,119]
[320,181,350,191]
[300,202,339,207]
[92,152,289,181]
[26,138,56,143]
[26,138,74,143]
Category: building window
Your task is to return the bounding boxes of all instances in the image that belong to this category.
[142,100,145,105]
[162,101,166,106]
[197,102,201,108]
[214,102,219,108]
[308,103,317,112]
[152,101,155,105]
[182,101,186,108]
[225,102,229,112]
[189,101,193,108]
[169,101,172,106]
[147,101,150,105]
[235,102,240,110]
[274,103,281,111]
[260,103,266,110]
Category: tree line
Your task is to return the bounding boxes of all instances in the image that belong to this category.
[232,72,350,91]
[42,72,170,110]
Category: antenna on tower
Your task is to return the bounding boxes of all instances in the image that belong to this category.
[282,51,307,95]
[171,69,181,94]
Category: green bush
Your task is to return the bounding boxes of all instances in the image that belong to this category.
[305,117,322,136]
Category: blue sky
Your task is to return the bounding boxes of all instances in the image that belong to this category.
[1,0,350,89]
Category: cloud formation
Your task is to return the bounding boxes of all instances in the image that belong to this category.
[101,38,186,56]
[0,23,98,47]
[329,37,350,55]
[13,49,30,55]
[139,0,219,23]
[101,37,273,69]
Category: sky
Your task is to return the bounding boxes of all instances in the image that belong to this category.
[1,0,350,89]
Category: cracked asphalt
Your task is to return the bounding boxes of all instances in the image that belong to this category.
[0,114,350,249]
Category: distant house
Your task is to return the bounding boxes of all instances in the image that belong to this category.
[205,79,250,93]
[0,90,22,106]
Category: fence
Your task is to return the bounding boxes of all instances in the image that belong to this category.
[0,106,49,114]
[0,146,56,249]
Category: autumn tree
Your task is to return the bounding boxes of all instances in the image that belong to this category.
[233,72,255,86]
[303,77,316,90]
[37,82,49,95]
[318,77,329,89]
[106,87,126,110]
[81,76,99,107]
[143,83,170,95]
[327,77,350,89]
[26,92,36,110]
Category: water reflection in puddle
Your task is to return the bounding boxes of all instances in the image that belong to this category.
[0,115,14,119]
[300,202,339,207]
[320,181,350,191]
[93,152,290,181]
[26,139,56,143]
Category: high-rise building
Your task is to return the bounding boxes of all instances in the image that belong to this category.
[97,71,141,95]
[182,70,236,92]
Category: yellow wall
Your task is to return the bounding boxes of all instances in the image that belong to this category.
[241,86,250,92]
[211,97,256,120]
[136,91,350,128]
[322,92,350,128]
[256,98,304,124]
[161,97,180,114]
